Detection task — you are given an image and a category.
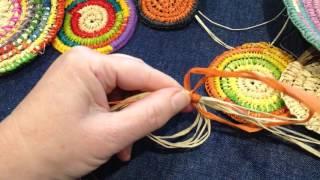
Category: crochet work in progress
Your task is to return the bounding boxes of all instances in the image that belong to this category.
[205,42,295,120]
[283,0,320,50]
[138,0,198,29]
[280,61,320,134]
[111,65,320,157]
[0,0,64,74]
[53,0,137,54]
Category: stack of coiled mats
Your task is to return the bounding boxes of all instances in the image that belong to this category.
[53,0,137,54]
[0,0,65,74]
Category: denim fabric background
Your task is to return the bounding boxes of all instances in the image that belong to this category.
[0,0,319,179]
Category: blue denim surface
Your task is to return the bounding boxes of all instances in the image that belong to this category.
[0,0,319,179]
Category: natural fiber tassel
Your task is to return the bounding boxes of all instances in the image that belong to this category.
[297,47,320,65]
[110,67,320,157]
[110,93,212,148]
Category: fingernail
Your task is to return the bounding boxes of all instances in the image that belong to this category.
[122,154,130,162]
[124,146,132,161]
[171,90,191,112]
[126,153,131,161]
[111,54,144,63]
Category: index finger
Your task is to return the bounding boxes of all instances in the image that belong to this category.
[91,52,182,93]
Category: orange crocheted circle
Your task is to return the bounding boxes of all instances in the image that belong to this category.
[139,0,198,29]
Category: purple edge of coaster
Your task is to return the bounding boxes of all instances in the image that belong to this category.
[110,0,137,52]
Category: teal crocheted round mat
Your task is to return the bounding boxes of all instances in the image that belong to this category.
[283,0,320,50]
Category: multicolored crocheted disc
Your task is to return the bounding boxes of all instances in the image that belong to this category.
[280,61,320,134]
[283,0,320,50]
[53,0,137,54]
[0,0,64,74]
[205,43,294,120]
[138,0,198,29]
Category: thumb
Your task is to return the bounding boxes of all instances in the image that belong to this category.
[108,88,190,145]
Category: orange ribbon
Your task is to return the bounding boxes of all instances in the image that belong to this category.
[184,67,320,133]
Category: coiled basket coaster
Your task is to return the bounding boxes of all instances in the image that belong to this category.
[138,0,198,29]
[283,0,320,50]
[53,0,137,54]
[205,42,295,122]
[0,0,65,74]
[280,61,320,134]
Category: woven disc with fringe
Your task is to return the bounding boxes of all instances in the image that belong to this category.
[280,61,320,133]
[53,0,137,54]
[0,0,64,74]
[205,42,294,121]
[283,0,320,50]
[138,0,198,29]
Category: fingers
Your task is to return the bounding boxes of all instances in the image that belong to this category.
[52,47,181,94]
[106,88,190,145]
[107,54,181,91]
[116,145,132,161]
[182,104,194,112]
[94,52,181,93]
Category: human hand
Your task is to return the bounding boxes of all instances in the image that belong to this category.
[0,47,190,179]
